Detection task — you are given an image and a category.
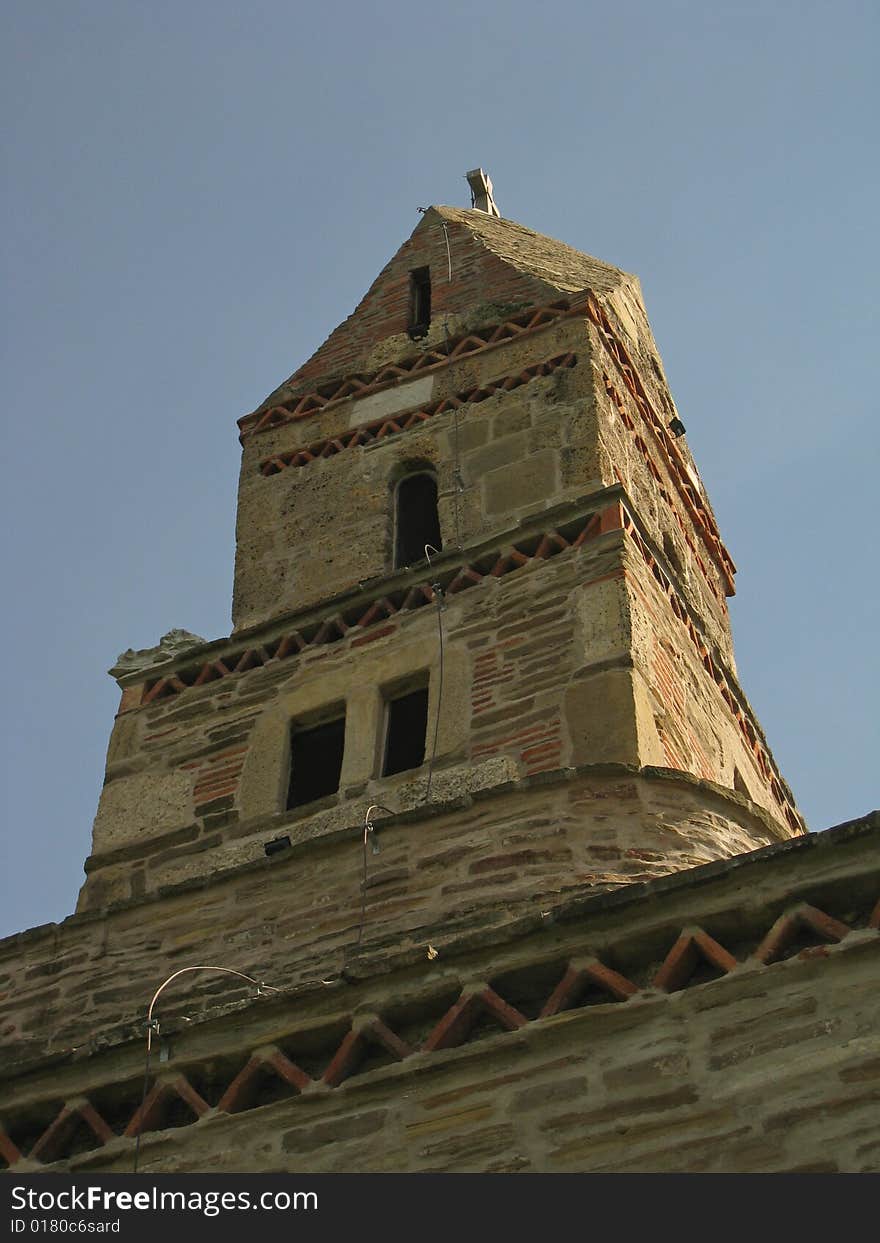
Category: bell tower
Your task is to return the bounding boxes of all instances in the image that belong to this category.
[15,177,872,1182]
[80,181,803,931]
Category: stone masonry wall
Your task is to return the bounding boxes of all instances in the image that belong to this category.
[0,763,790,1072]
[82,510,794,917]
[233,316,601,630]
[93,536,625,903]
[589,319,735,666]
[2,818,876,1173]
[623,535,798,829]
[234,298,737,680]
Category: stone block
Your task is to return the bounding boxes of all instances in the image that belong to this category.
[462,431,527,482]
[483,449,557,516]
[91,771,192,854]
[564,669,640,767]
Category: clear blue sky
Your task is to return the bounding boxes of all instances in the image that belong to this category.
[2,0,877,940]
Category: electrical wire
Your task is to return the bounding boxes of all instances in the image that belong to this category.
[441,220,452,283]
[132,966,278,1173]
[443,314,463,551]
[423,582,445,805]
[428,217,456,793]
[436,219,463,550]
[132,1031,155,1178]
[351,804,395,955]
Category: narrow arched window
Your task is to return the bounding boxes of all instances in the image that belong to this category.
[394,471,441,569]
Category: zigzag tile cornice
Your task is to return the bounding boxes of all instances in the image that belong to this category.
[583,292,737,594]
[124,490,628,708]
[117,484,794,829]
[237,290,736,600]
[605,372,724,606]
[4,815,875,1076]
[3,888,875,1169]
[107,475,795,828]
[238,299,577,440]
[258,352,577,477]
[620,508,803,832]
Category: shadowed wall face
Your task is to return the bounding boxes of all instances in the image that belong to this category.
[1,818,876,1174]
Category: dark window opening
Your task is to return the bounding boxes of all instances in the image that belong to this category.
[382,685,429,777]
[394,472,441,568]
[408,267,431,339]
[287,713,345,809]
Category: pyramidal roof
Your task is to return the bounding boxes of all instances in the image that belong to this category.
[258,206,633,409]
[431,205,631,297]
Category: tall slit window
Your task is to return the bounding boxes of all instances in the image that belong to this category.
[394,471,441,568]
[382,683,429,777]
[408,266,431,339]
[287,711,345,809]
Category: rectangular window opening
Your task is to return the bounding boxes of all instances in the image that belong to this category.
[287,711,346,810]
[382,683,429,777]
[408,267,431,339]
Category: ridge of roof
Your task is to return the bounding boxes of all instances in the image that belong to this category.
[255,206,635,409]
[429,204,633,295]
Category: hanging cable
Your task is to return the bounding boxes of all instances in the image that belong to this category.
[434,219,463,550]
[132,1027,156,1178]
[440,220,452,284]
[443,314,464,551]
[350,803,395,955]
[428,216,458,789]
[132,966,278,1173]
[423,580,445,805]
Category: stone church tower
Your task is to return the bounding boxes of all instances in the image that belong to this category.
[3,179,877,1175]
[86,180,804,921]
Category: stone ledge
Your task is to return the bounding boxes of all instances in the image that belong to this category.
[113,484,629,689]
[2,810,876,1086]
[2,887,876,1168]
[74,760,795,888]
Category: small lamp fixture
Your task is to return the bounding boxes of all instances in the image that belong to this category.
[668,417,687,438]
[264,834,291,857]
